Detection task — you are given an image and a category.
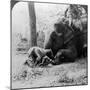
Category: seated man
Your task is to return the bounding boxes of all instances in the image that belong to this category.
[44,22,77,65]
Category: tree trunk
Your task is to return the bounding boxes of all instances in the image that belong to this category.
[28,1,37,47]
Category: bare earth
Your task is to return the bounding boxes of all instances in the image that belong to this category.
[12,52,88,89]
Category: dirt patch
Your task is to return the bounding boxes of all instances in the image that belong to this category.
[12,57,87,89]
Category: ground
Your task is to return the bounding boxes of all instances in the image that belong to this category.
[12,52,88,89]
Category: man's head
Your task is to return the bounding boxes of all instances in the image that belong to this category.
[54,22,65,33]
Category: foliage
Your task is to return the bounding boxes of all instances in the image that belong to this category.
[65,4,87,19]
